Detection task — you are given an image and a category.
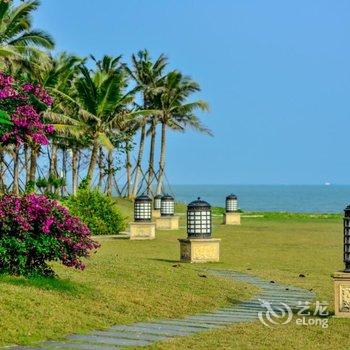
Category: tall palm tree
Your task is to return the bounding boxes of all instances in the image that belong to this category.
[0,0,54,60]
[113,111,139,198]
[125,49,167,197]
[153,70,211,195]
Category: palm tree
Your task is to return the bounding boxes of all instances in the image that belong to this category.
[125,49,167,197]
[113,111,139,198]
[48,56,139,188]
[153,71,211,195]
[0,0,54,61]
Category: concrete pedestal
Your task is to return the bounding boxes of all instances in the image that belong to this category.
[178,238,221,263]
[152,209,161,219]
[129,222,155,240]
[156,216,179,230]
[333,271,350,317]
[223,212,241,225]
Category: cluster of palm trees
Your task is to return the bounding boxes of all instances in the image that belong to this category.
[0,0,211,198]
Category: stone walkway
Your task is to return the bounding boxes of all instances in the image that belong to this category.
[12,270,315,350]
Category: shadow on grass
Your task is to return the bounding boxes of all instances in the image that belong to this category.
[148,258,180,263]
[0,274,93,296]
[227,296,250,305]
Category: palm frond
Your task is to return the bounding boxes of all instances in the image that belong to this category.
[97,132,114,150]
[8,30,54,49]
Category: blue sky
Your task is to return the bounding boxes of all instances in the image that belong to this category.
[34,0,349,184]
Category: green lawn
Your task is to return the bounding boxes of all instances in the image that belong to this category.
[1,200,349,349]
[140,213,350,350]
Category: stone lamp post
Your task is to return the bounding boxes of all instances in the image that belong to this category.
[223,194,241,225]
[178,197,221,263]
[129,195,155,240]
[155,194,180,230]
[333,205,350,317]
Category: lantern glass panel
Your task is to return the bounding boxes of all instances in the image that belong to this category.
[154,195,162,210]
[134,196,152,222]
[344,206,350,272]
[226,195,238,212]
[187,198,212,238]
[161,200,174,216]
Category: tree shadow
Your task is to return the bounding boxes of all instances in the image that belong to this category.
[227,296,251,305]
[147,258,180,263]
[0,274,93,296]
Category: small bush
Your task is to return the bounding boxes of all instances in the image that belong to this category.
[64,189,126,236]
[0,194,99,277]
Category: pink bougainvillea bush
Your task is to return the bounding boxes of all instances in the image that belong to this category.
[0,72,54,146]
[0,194,100,276]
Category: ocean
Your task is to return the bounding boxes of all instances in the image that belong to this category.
[169,185,350,213]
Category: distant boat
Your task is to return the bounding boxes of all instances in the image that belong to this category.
[324,182,331,186]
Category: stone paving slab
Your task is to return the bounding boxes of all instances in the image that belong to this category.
[109,325,186,336]
[44,342,120,350]
[89,330,166,342]
[10,269,315,349]
[154,320,221,329]
[68,335,150,347]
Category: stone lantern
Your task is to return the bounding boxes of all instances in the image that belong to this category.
[333,205,350,317]
[223,194,241,225]
[155,194,180,230]
[129,195,155,240]
[178,197,221,263]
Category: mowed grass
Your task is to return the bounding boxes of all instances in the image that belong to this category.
[139,214,350,350]
[0,199,254,347]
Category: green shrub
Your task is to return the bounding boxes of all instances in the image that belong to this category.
[64,189,126,236]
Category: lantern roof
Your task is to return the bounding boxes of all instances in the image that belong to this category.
[136,194,151,202]
[162,194,174,201]
[188,197,211,209]
[345,205,350,216]
[226,194,237,199]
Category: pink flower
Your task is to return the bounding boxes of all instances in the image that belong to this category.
[22,83,34,92]
[42,217,54,233]
[0,73,14,87]
[0,86,19,99]
[0,72,54,147]
[0,194,100,274]
[31,133,49,145]
[44,124,55,134]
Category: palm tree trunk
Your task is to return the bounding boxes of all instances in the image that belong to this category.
[156,122,167,195]
[106,149,113,196]
[132,124,146,198]
[125,141,132,198]
[61,148,67,197]
[49,143,58,176]
[71,148,78,196]
[24,145,30,185]
[97,147,104,190]
[12,146,20,195]
[48,143,58,193]
[146,122,156,195]
[29,146,38,184]
[86,139,99,186]
[0,149,5,194]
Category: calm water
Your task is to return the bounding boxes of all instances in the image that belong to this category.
[169,185,350,213]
